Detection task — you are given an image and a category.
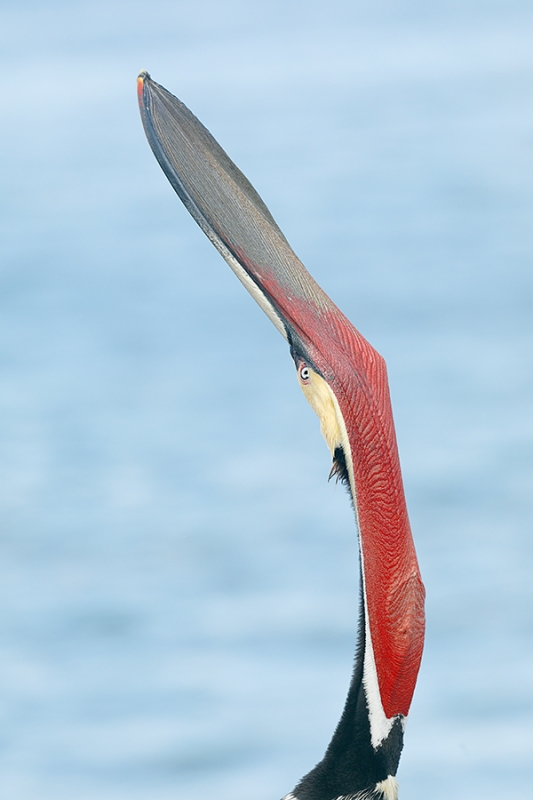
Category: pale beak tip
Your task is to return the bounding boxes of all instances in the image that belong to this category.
[137,69,151,82]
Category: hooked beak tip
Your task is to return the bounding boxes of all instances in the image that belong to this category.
[137,71,153,110]
[137,70,151,98]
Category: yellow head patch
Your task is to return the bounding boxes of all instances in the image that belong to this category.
[297,365,343,457]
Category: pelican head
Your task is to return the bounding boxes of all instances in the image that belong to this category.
[137,71,425,800]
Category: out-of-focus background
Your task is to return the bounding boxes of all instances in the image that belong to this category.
[1,1,532,798]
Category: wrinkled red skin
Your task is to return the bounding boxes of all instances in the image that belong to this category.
[240,261,426,719]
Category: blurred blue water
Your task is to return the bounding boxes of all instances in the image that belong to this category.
[1,1,532,798]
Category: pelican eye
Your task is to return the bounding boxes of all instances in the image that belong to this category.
[299,365,310,383]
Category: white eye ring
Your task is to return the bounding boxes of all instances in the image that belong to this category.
[299,365,310,383]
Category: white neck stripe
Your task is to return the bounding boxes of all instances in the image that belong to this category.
[325,388,398,749]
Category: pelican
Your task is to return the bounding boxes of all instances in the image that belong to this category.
[137,72,425,800]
